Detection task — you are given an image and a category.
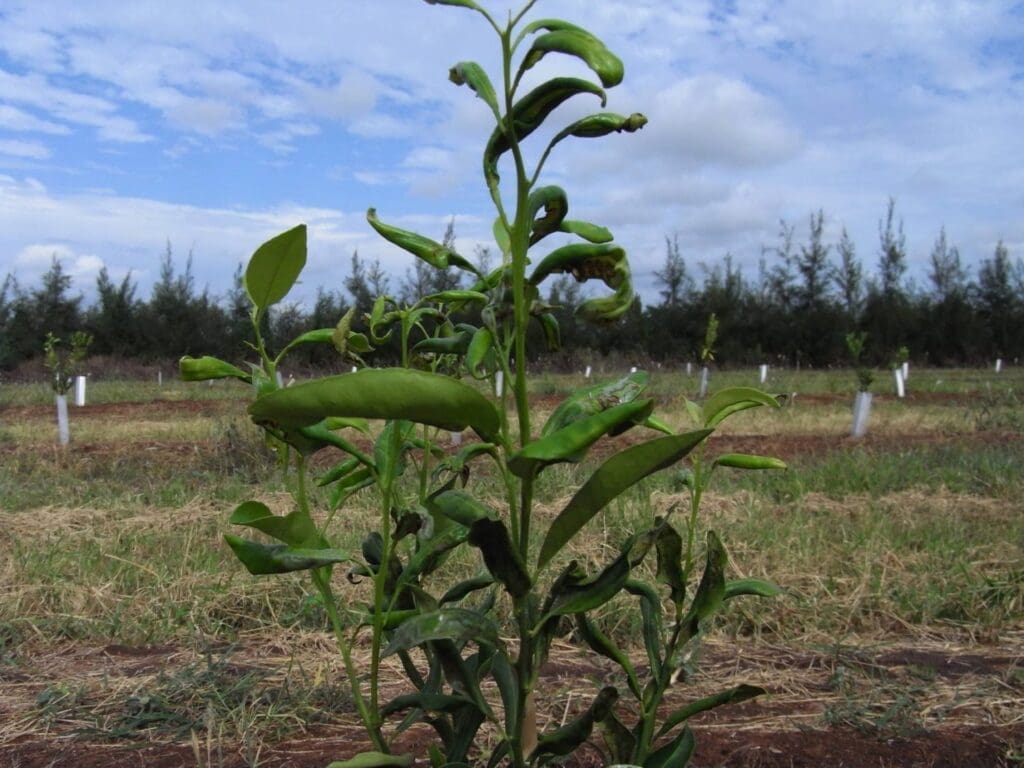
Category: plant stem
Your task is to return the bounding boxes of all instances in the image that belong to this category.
[295,455,384,753]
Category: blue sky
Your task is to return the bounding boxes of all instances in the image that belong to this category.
[1,0,1022,306]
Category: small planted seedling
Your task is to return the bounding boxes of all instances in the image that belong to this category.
[183,4,786,766]
[43,331,92,446]
[698,313,717,399]
[846,331,873,438]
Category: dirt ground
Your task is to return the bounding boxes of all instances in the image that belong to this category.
[3,635,1021,767]
[3,396,1022,767]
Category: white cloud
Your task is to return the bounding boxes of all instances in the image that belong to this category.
[637,75,802,169]
[0,104,70,135]
[0,139,51,159]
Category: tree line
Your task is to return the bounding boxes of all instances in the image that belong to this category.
[1,201,1021,374]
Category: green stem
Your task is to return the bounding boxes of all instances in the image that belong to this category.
[294,454,384,752]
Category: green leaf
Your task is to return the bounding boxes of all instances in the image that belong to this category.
[530,242,626,288]
[684,531,728,636]
[317,456,361,488]
[547,112,647,156]
[440,574,494,605]
[490,651,519,739]
[713,453,787,471]
[244,224,307,310]
[599,706,637,765]
[229,500,323,548]
[424,0,480,9]
[179,356,250,383]
[575,613,641,699]
[559,219,613,243]
[449,61,500,118]
[655,520,686,610]
[541,546,633,622]
[510,399,652,478]
[323,416,371,434]
[701,387,780,428]
[531,687,618,761]
[529,242,635,323]
[287,327,333,347]
[466,327,494,379]
[537,313,560,352]
[484,78,605,187]
[431,489,496,527]
[248,369,500,441]
[542,370,649,437]
[224,535,351,575]
[367,208,479,276]
[725,578,783,600]
[413,330,473,356]
[537,429,711,571]
[326,752,414,768]
[381,692,475,717]
[643,726,695,768]
[423,289,489,305]
[518,23,624,88]
[492,217,511,257]
[527,185,569,246]
[382,608,503,656]
[656,685,765,739]
[625,579,663,674]
[467,518,531,599]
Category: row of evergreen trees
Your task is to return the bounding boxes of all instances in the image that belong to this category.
[2,202,1021,373]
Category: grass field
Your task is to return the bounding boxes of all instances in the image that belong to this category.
[1,367,1022,767]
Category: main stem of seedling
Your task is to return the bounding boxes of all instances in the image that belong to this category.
[497,16,539,766]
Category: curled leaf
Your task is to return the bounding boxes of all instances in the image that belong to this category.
[249,369,500,441]
[179,356,250,383]
[517,22,624,88]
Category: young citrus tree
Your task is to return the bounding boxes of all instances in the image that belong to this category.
[182,3,785,765]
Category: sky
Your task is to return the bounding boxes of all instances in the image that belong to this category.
[1,0,1022,308]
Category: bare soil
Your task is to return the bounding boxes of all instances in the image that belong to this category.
[3,637,1021,767]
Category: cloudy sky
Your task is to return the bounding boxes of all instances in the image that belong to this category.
[1,0,1022,306]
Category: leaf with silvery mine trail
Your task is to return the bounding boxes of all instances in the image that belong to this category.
[248,369,500,441]
[537,429,711,571]
[325,752,414,768]
[224,535,352,575]
[179,355,250,382]
[382,607,504,656]
[541,370,649,437]
[509,399,653,478]
[244,224,306,311]
[701,387,780,428]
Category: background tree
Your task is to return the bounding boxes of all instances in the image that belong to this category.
[87,268,140,357]
[977,240,1018,358]
[833,227,864,322]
